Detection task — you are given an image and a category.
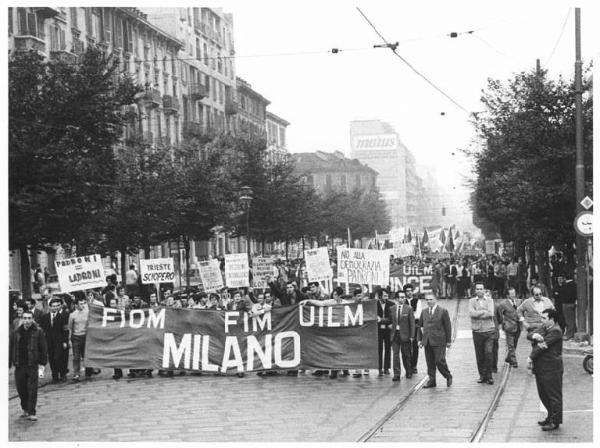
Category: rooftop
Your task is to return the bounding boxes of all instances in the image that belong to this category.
[292,151,378,175]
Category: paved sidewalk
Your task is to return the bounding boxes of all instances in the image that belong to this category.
[366,298,505,443]
[481,332,593,442]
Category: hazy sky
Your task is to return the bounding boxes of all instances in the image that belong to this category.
[209,0,597,225]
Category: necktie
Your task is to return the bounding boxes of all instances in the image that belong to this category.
[51,313,55,326]
[512,301,516,309]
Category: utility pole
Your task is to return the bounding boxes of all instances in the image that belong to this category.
[574,8,588,334]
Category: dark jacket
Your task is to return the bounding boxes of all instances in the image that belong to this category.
[556,280,577,305]
[268,281,307,306]
[418,305,452,347]
[377,299,393,330]
[497,297,522,334]
[10,323,48,367]
[527,322,563,374]
[39,310,69,345]
[390,303,415,342]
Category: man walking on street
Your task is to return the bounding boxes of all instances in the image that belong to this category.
[68,296,94,381]
[376,288,393,376]
[527,308,563,431]
[405,284,421,374]
[9,310,48,421]
[497,287,522,367]
[469,283,496,384]
[418,295,452,388]
[517,287,554,334]
[390,292,415,381]
[40,298,69,383]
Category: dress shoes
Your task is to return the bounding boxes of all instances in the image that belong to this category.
[423,381,437,388]
[537,419,549,426]
[487,378,494,385]
[378,370,384,376]
[392,376,400,382]
[341,370,349,377]
[446,375,453,387]
[406,374,413,379]
[512,363,518,368]
[329,371,338,379]
[352,373,362,378]
[384,369,390,375]
[541,423,559,431]
[477,377,486,383]
[412,368,418,374]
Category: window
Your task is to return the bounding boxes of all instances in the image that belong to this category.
[279,128,285,148]
[325,174,332,191]
[49,24,66,51]
[217,55,222,73]
[219,82,223,104]
[203,43,208,65]
[92,9,102,40]
[196,38,201,60]
[70,7,78,29]
[17,8,42,38]
[8,8,13,35]
[212,78,217,101]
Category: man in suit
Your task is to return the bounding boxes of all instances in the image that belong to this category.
[497,287,522,367]
[406,284,421,374]
[418,295,453,388]
[376,288,393,376]
[390,291,415,381]
[39,297,69,383]
[527,308,563,431]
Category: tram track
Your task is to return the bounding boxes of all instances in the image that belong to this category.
[358,298,512,443]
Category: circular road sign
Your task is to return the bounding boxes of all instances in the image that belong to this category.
[574,211,593,237]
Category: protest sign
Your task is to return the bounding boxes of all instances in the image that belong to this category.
[139,258,175,284]
[225,253,249,288]
[85,301,378,372]
[485,240,496,255]
[54,254,107,293]
[389,264,433,294]
[337,248,390,286]
[252,257,275,288]
[198,260,224,292]
[304,247,332,282]
[393,242,414,258]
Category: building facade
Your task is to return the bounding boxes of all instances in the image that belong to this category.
[349,119,424,229]
[266,111,290,162]
[292,151,377,195]
[235,77,270,137]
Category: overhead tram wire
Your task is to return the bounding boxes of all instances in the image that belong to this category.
[356,6,471,115]
[545,8,572,66]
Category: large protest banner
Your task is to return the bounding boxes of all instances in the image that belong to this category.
[225,253,249,288]
[198,260,224,292]
[54,254,107,293]
[252,257,275,288]
[485,240,496,255]
[389,264,433,294]
[139,258,175,284]
[337,248,390,286]
[85,301,378,372]
[393,242,414,258]
[304,247,332,282]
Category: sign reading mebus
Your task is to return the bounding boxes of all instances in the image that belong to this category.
[351,134,398,151]
[55,254,107,293]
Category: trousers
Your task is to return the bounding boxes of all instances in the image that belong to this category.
[424,344,451,383]
[473,330,495,379]
[71,334,94,376]
[536,371,563,424]
[15,365,39,415]
[378,328,391,370]
[504,329,521,365]
[391,336,412,377]
[562,304,576,339]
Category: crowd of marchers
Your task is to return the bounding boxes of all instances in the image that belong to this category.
[9,251,575,426]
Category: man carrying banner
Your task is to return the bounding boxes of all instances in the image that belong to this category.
[390,292,415,381]
[418,295,453,388]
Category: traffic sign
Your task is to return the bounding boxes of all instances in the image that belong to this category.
[574,211,593,237]
[580,196,593,210]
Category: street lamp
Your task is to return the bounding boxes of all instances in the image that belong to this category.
[239,186,253,259]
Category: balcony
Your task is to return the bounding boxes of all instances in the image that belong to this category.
[50,50,77,64]
[188,83,208,101]
[182,120,209,138]
[34,7,60,19]
[143,88,162,109]
[162,95,181,115]
[225,99,238,115]
[14,34,46,53]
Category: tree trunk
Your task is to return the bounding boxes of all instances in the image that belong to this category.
[261,238,265,257]
[144,245,151,259]
[535,246,551,296]
[19,246,32,299]
[528,243,536,279]
[184,236,191,291]
[302,236,305,255]
[120,244,128,288]
[285,239,289,260]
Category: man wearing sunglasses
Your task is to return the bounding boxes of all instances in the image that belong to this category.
[517,287,554,333]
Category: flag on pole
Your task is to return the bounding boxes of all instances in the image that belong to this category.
[415,235,422,258]
[406,228,412,243]
[440,229,446,245]
[446,231,455,252]
[422,227,429,248]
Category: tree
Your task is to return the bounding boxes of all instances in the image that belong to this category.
[468,66,593,278]
[9,48,139,296]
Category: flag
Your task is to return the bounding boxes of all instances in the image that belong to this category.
[415,235,422,258]
[440,229,446,245]
[455,228,461,239]
[422,227,429,248]
[406,228,412,243]
[347,228,352,248]
[446,231,455,252]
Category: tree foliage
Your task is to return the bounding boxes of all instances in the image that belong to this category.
[468,66,593,250]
